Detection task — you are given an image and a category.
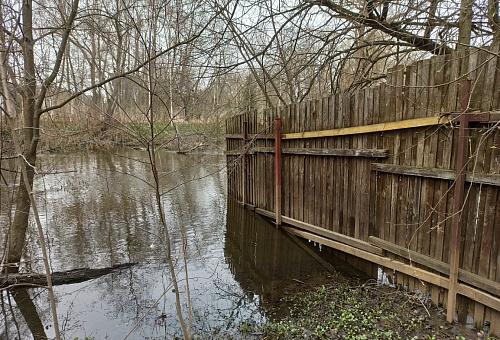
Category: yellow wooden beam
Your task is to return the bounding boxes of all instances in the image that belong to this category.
[282,115,451,140]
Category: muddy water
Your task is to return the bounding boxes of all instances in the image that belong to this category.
[0,149,353,339]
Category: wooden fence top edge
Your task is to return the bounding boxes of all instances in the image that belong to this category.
[282,116,451,140]
[226,111,499,140]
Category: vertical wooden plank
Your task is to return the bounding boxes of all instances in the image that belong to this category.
[376,72,392,243]
[433,55,452,308]
[297,102,305,222]
[282,107,290,219]
[275,118,282,226]
[341,94,351,236]
[313,100,321,229]
[331,94,341,233]
[344,95,358,236]
[309,99,317,226]
[447,80,472,324]
[293,102,300,222]
[491,189,500,288]
[472,186,497,328]
[422,57,441,306]
[393,64,407,288]
[370,83,382,239]
[363,87,374,242]
[303,100,311,224]
[490,310,500,338]
[289,104,296,220]
[483,48,499,111]
[270,109,276,213]
[242,121,248,206]
[353,90,363,239]
[325,95,334,231]
[318,97,327,229]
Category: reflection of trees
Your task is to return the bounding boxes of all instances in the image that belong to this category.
[28,150,227,271]
[0,289,47,340]
[12,289,47,340]
[2,150,230,339]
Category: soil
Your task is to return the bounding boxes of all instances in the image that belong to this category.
[236,272,495,340]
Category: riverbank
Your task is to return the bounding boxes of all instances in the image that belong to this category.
[233,272,492,340]
[7,120,226,154]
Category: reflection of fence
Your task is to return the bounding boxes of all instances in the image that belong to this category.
[226,48,500,335]
[224,198,347,307]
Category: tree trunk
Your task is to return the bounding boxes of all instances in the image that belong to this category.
[7,0,38,274]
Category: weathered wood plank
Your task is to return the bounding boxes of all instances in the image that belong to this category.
[371,163,500,186]
[369,236,500,298]
[281,116,451,140]
[229,147,389,157]
[225,133,274,139]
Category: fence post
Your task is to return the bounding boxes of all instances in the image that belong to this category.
[242,121,248,206]
[446,80,471,323]
[275,118,282,226]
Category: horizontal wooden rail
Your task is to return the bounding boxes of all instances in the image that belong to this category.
[225,134,274,139]
[285,227,500,312]
[282,116,451,140]
[450,111,500,122]
[369,236,500,297]
[226,147,389,158]
[249,205,382,255]
[372,163,500,186]
[281,215,384,255]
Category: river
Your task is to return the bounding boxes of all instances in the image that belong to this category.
[0,149,354,339]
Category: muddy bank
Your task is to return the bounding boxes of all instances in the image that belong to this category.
[237,273,492,340]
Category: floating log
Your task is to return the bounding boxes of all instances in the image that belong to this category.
[1,262,137,288]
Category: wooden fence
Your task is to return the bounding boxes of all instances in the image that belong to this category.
[226,48,500,335]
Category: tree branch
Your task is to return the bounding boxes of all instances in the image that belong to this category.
[304,0,453,55]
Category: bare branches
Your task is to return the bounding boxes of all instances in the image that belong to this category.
[304,0,452,55]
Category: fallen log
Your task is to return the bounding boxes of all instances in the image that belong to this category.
[1,262,137,288]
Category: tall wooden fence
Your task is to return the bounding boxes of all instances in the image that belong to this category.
[226,48,500,335]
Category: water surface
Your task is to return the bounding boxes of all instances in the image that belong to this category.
[1,149,350,339]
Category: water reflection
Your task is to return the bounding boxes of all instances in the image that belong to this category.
[225,198,359,311]
[1,150,352,339]
[2,289,47,340]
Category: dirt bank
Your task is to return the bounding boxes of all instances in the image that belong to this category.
[240,273,494,340]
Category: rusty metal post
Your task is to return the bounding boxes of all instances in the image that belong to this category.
[275,118,282,226]
[242,121,248,206]
[447,80,471,323]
